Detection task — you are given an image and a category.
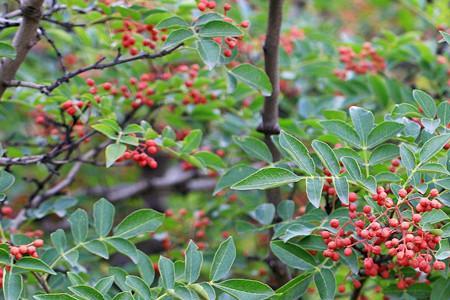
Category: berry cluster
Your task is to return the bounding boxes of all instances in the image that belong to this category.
[115,20,165,55]
[9,239,44,260]
[116,140,159,169]
[197,1,249,58]
[320,185,446,289]
[60,100,84,116]
[334,42,386,80]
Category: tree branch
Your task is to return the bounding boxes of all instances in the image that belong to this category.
[257,0,284,205]
[257,0,288,289]
[3,43,184,96]
[0,0,44,98]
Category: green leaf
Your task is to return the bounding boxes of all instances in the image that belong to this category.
[0,248,10,264]
[114,209,164,239]
[194,12,223,26]
[400,144,416,171]
[3,272,22,300]
[34,294,78,300]
[437,102,450,126]
[279,131,316,174]
[123,124,143,135]
[349,106,374,146]
[369,144,399,165]
[51,229,67,253]
[194,151,225,170]
[137,250,154,286]
[232,167,301,190]
[92,123,119,139]
[162,28,193,50]
[95,276,115,294]
[306,177,324,208]
[181,129,202,153]
[270,241,315,270]
[199,20,243,37]
[112,292,133,300]
[93,198,115,237]
[368,74,389,106]
[366,121,404,149]
[233,136,272,163]
[311,140,340,175]
[68,209,88,244]
[119,135,139,146]
[15,257,56,275]
[341,156,363,182]
[83,240,109,259]
[110,267,130,292]
[333,177,349,204]
[69,285,105,300]
[251,203,275,225]
[321,120,360,148]
[277,200,295,221]
[431,277,450,300]
[419,134,450,163]
[435,239,450,261]
[0,42,16,59]
[156,16,189,29]
[274,272,313,300]
[196,39,221,70]
[214,279,274,300]
[229,64,272,96]
[125,276,151,300]
[413,89,436,118]
[159,256,175,289]
[210,237,236,281]
[185,240,203,283]
[0,170,15,192]
[105,144,126,168]
[420,210,449,225]
[106,237,138,263]
[440,31,450,44]
[214,165,256,194]
[314,269,336,300]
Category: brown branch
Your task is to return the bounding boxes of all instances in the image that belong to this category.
[83,167,216,202]
[38,27,66,73]
[257,0,284,206]
[32,272,51,293]
[3,43,184,95]
[0,0,44,99]
[258,0,288,289]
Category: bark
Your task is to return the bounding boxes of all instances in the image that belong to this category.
[0,0,44,98]
[258,0,290,288]
[258,0,284,207]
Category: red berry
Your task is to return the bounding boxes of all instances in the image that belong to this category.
[398,188,408,198]
[102,82,112,90]
[224,3,231,11]
[207,1,216,9]
[240,21,250,28]
[349,192,358,202]
[33,239,44,248]
[344,247,352,256]
[86,78,95,86]
[412,214,422,223]
[19,245,28,254]
[330,219,340,228]
[1,206,13,216]
[363,205,371,214]
[429,189,439,198]
[197,2,206,11]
